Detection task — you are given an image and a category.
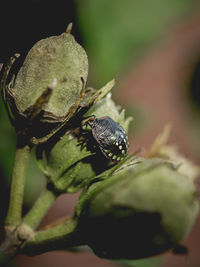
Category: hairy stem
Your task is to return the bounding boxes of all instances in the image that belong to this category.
[5,141,31,227]
[22,217,83,256]
[23,188,56,230]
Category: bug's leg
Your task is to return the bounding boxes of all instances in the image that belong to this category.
[99,145,110,159]
[77,134,89,149]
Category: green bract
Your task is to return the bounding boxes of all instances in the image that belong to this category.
[13,32,88,118]
[85,92,132,132]
[76,158,199,259]
[38,134,96,193]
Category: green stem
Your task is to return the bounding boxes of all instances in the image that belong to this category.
[22,217,83,256]
[5,141,31,227]
[23,188,56,230]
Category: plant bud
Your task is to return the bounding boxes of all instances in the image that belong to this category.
[37,89,132,193]
[13,31,88,118]
[4,28,88,142]
[39,134,96,193]
[76,158,199,259]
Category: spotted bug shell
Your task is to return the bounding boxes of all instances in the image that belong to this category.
[90,116,129,161]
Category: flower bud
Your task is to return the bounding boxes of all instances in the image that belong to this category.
[76,158,199,259]
[37,87,132,193]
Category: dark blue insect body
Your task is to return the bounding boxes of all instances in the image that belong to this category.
[87,116,129,161]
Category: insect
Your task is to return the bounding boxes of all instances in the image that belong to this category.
[85,115,129,161]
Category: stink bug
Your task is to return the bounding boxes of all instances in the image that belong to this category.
[84,116,129,161]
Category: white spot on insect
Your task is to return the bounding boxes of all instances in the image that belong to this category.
[117,157,121,161]
[119,145,122,150]
[122,150,125,154]
[108,153,112,157]
[116,142,119,146]
[112,155,117,160]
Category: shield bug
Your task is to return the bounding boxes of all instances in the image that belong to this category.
[85,115,129,161]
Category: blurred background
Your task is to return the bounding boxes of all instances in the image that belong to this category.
[1,0,200,266]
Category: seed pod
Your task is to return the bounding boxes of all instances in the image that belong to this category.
[13,31,88,118]
[2,28,88,143]
[76,158,199,259]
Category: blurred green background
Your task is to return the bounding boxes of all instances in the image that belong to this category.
[1,0,200,267]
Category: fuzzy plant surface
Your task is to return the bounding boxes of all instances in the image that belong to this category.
[0,24,199,264]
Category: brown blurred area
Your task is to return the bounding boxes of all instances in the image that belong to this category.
[118,5,200,267]
[9,3,200,267]
[119,9,200,158]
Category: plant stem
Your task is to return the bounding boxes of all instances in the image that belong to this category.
[23,188,56,230]
[22,217,83,256]
[5,141,31,227]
